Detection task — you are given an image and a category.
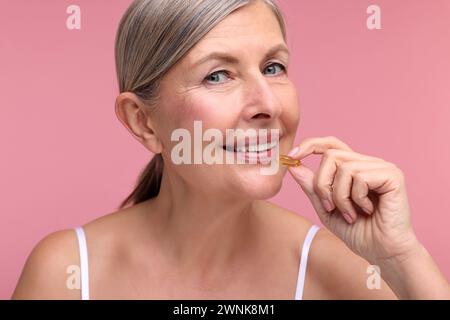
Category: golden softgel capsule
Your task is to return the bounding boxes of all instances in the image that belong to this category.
[279,155,301,167]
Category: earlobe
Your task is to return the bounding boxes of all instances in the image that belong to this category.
[138,108,164,154]
[114,92,163,154]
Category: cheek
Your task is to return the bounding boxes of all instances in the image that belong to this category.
[279,85,300,129]
[157,91,239,154]
[179,92,240,131]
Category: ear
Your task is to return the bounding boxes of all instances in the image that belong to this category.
[114,92,163,154]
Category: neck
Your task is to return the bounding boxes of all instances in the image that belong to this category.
[144,168,262,285]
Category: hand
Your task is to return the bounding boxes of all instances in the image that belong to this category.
[287,136,420,265]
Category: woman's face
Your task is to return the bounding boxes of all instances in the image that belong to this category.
[153,0,300,200]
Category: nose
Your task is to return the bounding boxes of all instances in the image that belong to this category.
[242,73,283,122]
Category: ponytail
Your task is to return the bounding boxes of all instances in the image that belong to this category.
[118,153,164,209]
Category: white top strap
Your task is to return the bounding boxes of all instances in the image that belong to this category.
[295,224,320,300]
[74,227,90,300]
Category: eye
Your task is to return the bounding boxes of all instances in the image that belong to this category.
[264,62,287,76]
[203,62,287,85]
[204,70,230,85]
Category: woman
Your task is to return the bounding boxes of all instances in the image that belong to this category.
[12,0,449,299]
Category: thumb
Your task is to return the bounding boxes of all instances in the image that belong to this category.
[287,164,316,196]
[287,164,336,228]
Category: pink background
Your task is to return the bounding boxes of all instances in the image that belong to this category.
[1,0,449,299]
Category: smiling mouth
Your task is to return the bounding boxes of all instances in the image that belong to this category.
[222,140,279,153]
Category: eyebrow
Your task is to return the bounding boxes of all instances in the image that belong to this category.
[191,43,290,69]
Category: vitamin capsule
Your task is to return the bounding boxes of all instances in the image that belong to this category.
[279,155,301,167]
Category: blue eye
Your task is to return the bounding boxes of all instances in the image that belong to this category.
[204,70,230,84]
[264,62,286,75]
[203,62,287,85]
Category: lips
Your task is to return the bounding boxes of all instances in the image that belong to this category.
[221,133,282,154]
[223,140,278,153]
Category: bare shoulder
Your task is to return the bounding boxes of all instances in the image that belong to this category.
[260,201,397,299]
[256,200,314,236]
[255,201,316,253]
[11,202,147,300]
[256,200,321,274]
[307,228,398,299]
[11,202,137,300]
[11,229,81,299]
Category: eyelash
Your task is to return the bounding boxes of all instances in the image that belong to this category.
[203,62,287,85]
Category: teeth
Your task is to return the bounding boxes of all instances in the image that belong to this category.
[225,145,235,152]
[232,141,277,153]
[236,146,247,153]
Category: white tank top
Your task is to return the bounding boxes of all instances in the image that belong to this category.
[74,224,320,300]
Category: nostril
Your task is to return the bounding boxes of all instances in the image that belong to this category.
[252,113,271,119]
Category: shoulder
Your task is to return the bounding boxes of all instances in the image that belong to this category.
[260,201,397,299]
[256,200,313,233]
[11,203,146,300]
[11,229,81,299]
[307,228,398,299]
[255,200,319,258]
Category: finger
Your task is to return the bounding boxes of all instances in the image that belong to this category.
[334,161,398,222]
[354,164,407,197]
[352,172,376,215]
[330,162,357,224]
[287,161,335,220]
[287,165,349,230]
[314,149,389,213]
[287,162,316,196]
[332,161,391,223]
[288,136,353,159]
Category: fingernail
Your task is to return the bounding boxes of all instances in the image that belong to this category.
[342,211,353,224]
[288,146,300,157]
[362,200,373,214]
[362,206,372,215]
[322,199,333,212]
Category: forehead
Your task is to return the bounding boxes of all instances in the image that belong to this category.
[184,1,285,62]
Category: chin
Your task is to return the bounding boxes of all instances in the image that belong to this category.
[230,167,285,200]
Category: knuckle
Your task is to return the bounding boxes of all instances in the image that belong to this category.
[314,181,329,199]
[327,135,338,141]
[313,175,330,199]
[385,161,398,168]
[354,171,366,183]
[339,161,352,171]
[366,155,384,162]
[327,135,352,151]
[337,163,353,176]
[323,149,336,160]
[331,190,344,203]
[395,167,406,181]
[355,193,367,202]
